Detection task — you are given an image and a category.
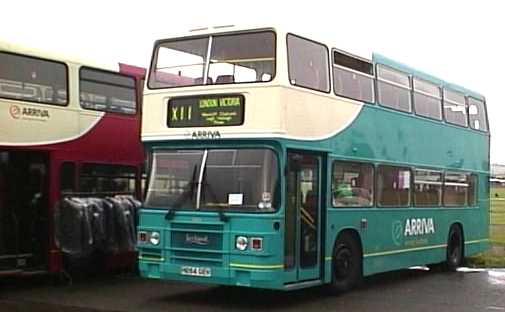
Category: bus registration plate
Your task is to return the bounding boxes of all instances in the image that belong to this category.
[180,266,211,277]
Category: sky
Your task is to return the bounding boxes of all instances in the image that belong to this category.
[1,0,503,163]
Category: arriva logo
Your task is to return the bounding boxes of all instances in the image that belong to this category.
[191,130,221,140]
[9,104,50,120]
[404,218,435,236]
[9,105,21,119]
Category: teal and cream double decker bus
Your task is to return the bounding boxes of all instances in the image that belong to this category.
[138,26,490,291]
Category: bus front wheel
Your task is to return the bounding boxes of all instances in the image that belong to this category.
[445,225,464,271]
[329,232,362,293]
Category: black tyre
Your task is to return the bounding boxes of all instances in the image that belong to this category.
[329,232,362,293]
[445,225,464,271]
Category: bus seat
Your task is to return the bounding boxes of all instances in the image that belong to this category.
[194,77,213,84]
[215,75,235,84]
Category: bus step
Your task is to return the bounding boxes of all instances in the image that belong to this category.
[20,269,48,276]
[0,269,23,276]
[284,279,323,290]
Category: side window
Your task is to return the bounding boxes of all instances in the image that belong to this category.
[79,67,137,114]
[332,161,373,207]
[443,171,468,206]
[468,174,477,206]
[468,98,488,131]
[60,162,76,193]
[413,169,442,207]
[377,65,411,112]
[332,50,374,103]
[443,89,467,127]
[413,78,442,120]
[79,163,137,194]
[287,34,330,92]
[377,165,411,207]
[0,52,68,105]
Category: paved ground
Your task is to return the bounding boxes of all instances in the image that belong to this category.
[1,268,505,312]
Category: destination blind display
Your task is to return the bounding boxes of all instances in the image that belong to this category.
[167,94,244,127]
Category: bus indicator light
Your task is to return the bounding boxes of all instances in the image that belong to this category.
[139,231,147,242]
[251,237,263,251]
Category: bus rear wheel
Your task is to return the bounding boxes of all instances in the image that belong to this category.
[445,225,464,271]
[329,232,362,293]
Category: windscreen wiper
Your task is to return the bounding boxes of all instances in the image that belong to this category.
[201,170,228,222]
[166,165,198,221]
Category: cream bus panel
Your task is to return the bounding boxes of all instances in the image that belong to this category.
[142,86,363,141]
[0,100,102,146]
[281,88,363,140]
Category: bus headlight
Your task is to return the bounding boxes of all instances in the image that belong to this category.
[235,236,248,251]
[149,231,161,245]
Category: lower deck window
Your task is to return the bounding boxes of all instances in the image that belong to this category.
[332,161,373,207]
[377,165,411,207]
[79,163,137,194]
[443,172,468,206]
[413,169,442,207]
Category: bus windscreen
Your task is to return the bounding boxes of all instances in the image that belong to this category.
[145,149,279,212]
[148,31,275,89]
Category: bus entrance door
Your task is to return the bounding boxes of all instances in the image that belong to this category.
[284,152,321,283]
[0,151,48,273]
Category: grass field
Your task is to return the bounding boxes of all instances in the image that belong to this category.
[467,187,505,267]
[490,187,505,245]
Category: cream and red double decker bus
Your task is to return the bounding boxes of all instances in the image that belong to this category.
[0,41,145,276]
[138,26,489,291]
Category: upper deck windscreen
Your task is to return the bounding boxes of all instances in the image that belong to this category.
[148,31,275,89]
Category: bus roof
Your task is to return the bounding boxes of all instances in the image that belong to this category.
[0,39,118,72]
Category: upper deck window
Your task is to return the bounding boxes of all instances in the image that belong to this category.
[148,31,275,89]
[443,89,467,127]
[0,52,68,106]
[79,67,137,114]
[413,78,442,120]
[209,32,275,84]
[468,97,488,131]
[287,34,330,93]
[377,65,411,112]
[332,50,374,103]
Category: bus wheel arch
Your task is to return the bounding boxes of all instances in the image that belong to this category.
[445,223,465,271]
[329,229,363,293]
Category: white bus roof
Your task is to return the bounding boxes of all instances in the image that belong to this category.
[0,39,118,72]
